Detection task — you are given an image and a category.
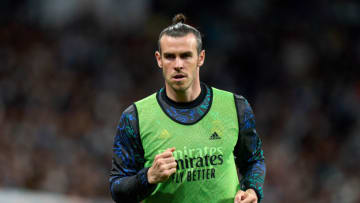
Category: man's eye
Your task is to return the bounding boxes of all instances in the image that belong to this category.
[180,53,191,59]
[164,54,175,59]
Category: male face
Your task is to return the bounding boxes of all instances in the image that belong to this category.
[155,33,205,94]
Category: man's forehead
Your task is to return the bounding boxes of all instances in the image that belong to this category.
[160,34,197,52]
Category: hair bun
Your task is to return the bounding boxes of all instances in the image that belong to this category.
[172,13,186,24]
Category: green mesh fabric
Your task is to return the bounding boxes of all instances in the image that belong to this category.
[135,88,241,203]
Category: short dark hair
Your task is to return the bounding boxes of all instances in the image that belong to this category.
[158,13,203,54]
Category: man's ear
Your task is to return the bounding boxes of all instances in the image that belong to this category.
[155,51,162,68]
[198,50,205,67]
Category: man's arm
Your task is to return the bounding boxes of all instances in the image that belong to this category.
[109,104,156,203]
[234,95,266,202]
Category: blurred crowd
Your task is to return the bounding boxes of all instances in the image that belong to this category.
[1,0,360,202]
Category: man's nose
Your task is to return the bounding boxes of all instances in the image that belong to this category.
[174,57,183,70]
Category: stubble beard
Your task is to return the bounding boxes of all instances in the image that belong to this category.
[167,78,191,93]
[164,65,199,95]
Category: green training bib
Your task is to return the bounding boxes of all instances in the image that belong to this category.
[135,88,240,203]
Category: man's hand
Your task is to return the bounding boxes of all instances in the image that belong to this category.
[234,188,258,203]
[147,147,177,184]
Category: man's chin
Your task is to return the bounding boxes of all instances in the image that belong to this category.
[171,83,188,92]
[165,79,190,91]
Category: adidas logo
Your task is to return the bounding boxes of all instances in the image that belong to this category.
[209,132,221,140]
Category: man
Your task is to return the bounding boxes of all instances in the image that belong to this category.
[110,14,265,203]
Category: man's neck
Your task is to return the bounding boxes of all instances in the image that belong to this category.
[165,83,201,103]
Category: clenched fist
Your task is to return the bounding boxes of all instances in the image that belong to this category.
[147,147,177,184]
[234,189,258,203]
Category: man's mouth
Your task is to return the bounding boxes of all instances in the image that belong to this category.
[172,74,186,80]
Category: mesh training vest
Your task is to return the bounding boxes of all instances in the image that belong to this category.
[135,87,240,203]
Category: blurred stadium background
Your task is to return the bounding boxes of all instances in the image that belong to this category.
[1,0,360,202]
